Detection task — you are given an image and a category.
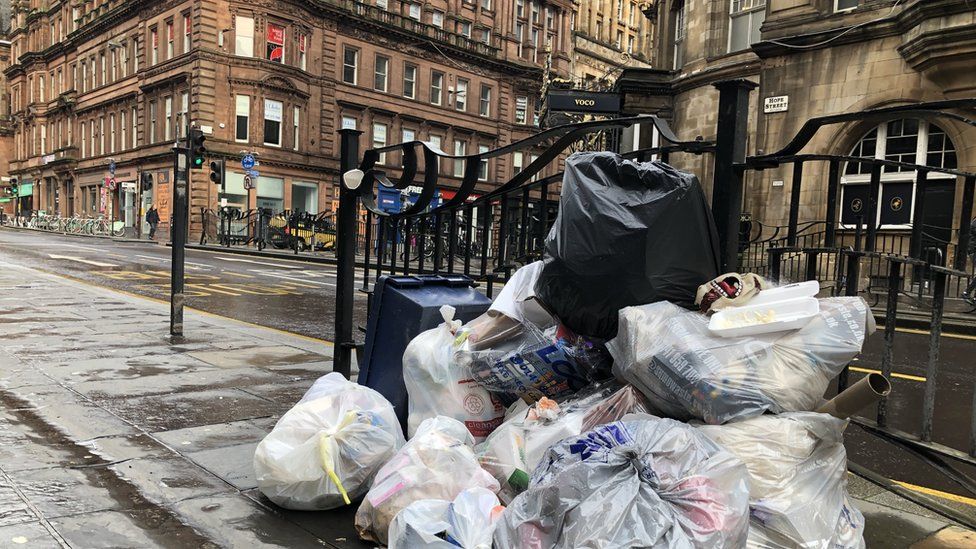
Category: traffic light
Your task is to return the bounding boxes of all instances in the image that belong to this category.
[140,172,154,192]
[209,159,225,187]
[9,178,17,196]
[189,128,206,169]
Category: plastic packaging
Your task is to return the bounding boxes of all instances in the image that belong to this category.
[708,297,820,338]
[698,412,866,548]
[535,152,720,339]
[489,261,554,327]
[403,305,507,441]
[494,415,751,548]
[388,487,505,549]
[477,382,650,503]
[253,373,405,511]
[609,297,875,424]
[355,416,500,545]
[696,272,767,314]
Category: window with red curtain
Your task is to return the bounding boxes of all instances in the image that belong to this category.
[266,23,285,62]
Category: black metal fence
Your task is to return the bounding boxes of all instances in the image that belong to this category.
[200,207,338,253]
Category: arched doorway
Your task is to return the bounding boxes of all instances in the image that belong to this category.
[841,118,958,255]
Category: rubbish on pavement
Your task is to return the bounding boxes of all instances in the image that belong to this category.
[388,487,504,549]
[253,373,405,511]
[355,416,500,545]
[708,296,820,338]
[477,382,649,503]
[609,297,875,424]
[816,373,891,420]
[488,261,554,328]
[698,412,866,548]
[695,272,767,314]
[744,280,820,307]
[494,415,751,548]
[535,152,720,340]
[403,305,506,441]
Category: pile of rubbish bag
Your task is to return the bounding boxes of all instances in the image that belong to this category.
[253,152,879,548]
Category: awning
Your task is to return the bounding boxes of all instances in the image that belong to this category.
[0,198,11,203]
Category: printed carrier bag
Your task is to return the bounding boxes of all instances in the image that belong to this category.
[355,416,500,546]
[404,305,507,441]
[609,297,874,424]
[698,412,865,548]
[253,373,405,511]
[477,382,649,503]
[494,415,751,548]
[388,487,505,549]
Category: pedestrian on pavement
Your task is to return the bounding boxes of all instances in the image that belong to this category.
[963,217,976,305]
[146,204,160,240]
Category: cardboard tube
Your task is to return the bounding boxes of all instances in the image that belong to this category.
[817,373,892,420]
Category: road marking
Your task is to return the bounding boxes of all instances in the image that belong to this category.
[849,365,926,383]
[895,480,976,507]
[894,326,976,342]
[107,253,126,259]
[249,270,336,287]
[216,256,304,269]
[274,280,319,289]
[210,283,268,296]
[223,271,256,279]
[136,254,166,262]
[187,283,240,296]
[48,254,118,268]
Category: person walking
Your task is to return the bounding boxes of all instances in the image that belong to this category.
[146,204,160,240]
[963,217,976,305]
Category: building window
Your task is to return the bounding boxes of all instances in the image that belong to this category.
[90,57,96,89]
[403,64,417,99]
[38,77,45,102]
[835,0,858,10]
[109,114,116,154]
[184,14,191,52]
[264,99,283,146]
[513,152,523,174]
[546,7,555,30]
[167,21,175,59]
[121,110,127,150]
[133,38,140,72]
[293,106,301,151]
[40,125,46,155]
[236,95,250,142]
[481,0,491,9]
[151,27,158,65]
[377,0,388,9]
[132,106,138,148]
[455,78,468,111]
[517,0,525,18]
[453,140,466,177]
[235,16,255,57]
[432,10,445,28]
[110,50,117,82]
[81,123,86,157]
[402,128,416,143]
[298,34,307,70]
[149,101,157,144]
[373,122,387,164]
[628,35,635,54]
[729,0,766,53]
[629,2,636,25]
[458,21,472,38]
[430,71,443,105]
[531,28,539,61]
[267,23,285,62]
[531,1,540,24]
[164,96,173,141]
[479,85,491,117]
[374,55,389,92]
[842,119,958,228]
[516,22,525,57]
[178,91,189,138]
[408,3,421,20]
[673,0,687,69]
[515,95,528,124]
[616,30,623,49]
[342,47,359,85]
[482,29,492,44]
[478,144,489,181]
[341,115,357,130]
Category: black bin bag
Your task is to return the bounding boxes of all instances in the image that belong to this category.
[535,152,720,339]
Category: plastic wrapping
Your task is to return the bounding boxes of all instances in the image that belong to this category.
[489,261,554,327]
[494,415,751,548]
[388,487,504,549]
[535,152,720,339]
[355,416,500,545]
[403,305,506,441]
[609,297,875,424]
[698,412,865,548]
[477,382,650,503]
[253,373,405,510]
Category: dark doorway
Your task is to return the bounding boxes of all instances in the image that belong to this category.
[920,180,955,264]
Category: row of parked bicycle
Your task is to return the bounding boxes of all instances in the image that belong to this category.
[5,213,126,237]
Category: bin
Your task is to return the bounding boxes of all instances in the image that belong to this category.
[358,274,491,430]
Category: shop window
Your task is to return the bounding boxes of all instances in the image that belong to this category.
[264,99,282,146]
[267,23,285,63]
[292,182,319,214]
[257,177,285,213]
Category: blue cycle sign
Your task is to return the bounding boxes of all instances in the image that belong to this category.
[109,160,116,175]
[241,154,256,170]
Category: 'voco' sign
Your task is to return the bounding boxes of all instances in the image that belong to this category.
[547,90,622,114]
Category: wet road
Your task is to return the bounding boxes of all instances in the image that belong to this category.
[3,227,976,515]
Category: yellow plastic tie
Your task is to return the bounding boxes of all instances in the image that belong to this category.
[319,432,351,505]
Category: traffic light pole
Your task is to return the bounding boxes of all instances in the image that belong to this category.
[171,143,190,337]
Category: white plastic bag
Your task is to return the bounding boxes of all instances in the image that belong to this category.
[698,412,865,548]
[494,415,751,548]
[609,297,875,424]
[253,373,405,510]
[477,382,649,503]
[404,305,506,441]
[355,416,500,545]
[388,487,504,549]
[489,261,554,327]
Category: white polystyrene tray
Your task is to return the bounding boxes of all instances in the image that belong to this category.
[708,297,820,338]
[747,280,820,307]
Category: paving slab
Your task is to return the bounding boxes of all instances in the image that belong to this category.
[0,520,63,548]
[152,417,278,453]
[50,507,220,549]
[98,388,282,432]
[188,346,327,369]
[185,443,261,491]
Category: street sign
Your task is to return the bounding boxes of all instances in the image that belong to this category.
[108,177,117,190]
[764,95,789,113]
[109,160,117,175]
[546,90,621,114]
[243,175,254,190]
[247,169,259,179]
[242,154,256,170]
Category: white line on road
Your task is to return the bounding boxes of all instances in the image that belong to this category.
[216,256,304,269]
[48,254,118,268]
[247,270,337,287]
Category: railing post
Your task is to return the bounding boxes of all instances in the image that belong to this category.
[922,266,949,442]
[825,159,840,248]
[955,176,975,271]
[711,79,758,273]
[787,161,803,247]
[334,128,362,379]
[878,257,905,428]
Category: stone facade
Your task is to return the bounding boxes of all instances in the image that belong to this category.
[571,0,652,90]
[3,0,573,238]
[616,0,976,259]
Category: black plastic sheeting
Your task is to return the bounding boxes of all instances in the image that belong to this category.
[535,152,720,340]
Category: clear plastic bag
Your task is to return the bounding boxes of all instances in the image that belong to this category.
[355,416,500,545]
[609,297,875,424]
[403,306,507,441]
[477,382,650,503]
[698,412,865,548]
[253,373,405,510]
[494,415,751,548]
[388,487,505,549]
